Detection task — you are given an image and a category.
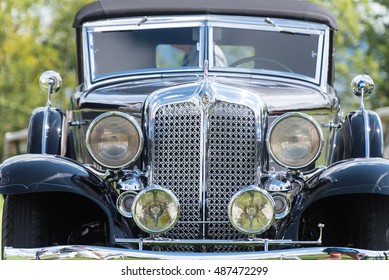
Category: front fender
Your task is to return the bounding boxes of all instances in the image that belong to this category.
[0,154,116,244]
[0,154,102,195]
[283,158,389,241]
[27,107,65,155]
[306,158,389,200]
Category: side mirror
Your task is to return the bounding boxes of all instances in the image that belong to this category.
[39,70,62,95]
[38,70,62,154]
[351,74,374,98]
[351,74,375,158]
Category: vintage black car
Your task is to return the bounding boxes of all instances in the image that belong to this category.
[1,0,389,260]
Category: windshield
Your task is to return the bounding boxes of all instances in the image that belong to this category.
[86,17,326,84]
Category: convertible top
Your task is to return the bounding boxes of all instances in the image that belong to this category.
[73,0,337,29]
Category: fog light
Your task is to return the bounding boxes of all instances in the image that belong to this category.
[116,191,137,218]
[272,192,291,219]
[228,186,275,235]
[132,185,179,234]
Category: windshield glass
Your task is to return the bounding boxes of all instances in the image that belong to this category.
[86,17,325,84]
[90,26,201,79]
[211,27,322,80]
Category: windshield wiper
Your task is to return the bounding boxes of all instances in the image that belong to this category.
[137,16,148,26]
[265,17,296,35]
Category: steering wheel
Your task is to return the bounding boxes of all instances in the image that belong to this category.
[229,56,293,73]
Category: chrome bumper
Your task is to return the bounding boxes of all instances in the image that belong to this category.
[4,245,389,260]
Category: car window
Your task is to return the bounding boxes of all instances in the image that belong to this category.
[90,27,200,80]
[212,27,321,79]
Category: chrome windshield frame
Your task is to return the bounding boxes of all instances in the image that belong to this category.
[82,15,330,90]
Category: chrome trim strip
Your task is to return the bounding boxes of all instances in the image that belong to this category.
[114,237,321,247]
[362,108,370,158]
[4,246,389,260]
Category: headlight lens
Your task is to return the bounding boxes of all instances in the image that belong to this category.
[86,112,143,168]
[228,186,275,235]
[132,185,179,234]
[266,112,323,169]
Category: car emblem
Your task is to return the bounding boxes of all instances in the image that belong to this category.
[201,93,210,105]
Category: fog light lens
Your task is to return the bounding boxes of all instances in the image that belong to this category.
[272,192,291,219]
[116,191,137,218]
[132,185,179,234]
[228,186,275,235]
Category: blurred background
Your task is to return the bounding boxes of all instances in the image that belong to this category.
[0,0,388,160]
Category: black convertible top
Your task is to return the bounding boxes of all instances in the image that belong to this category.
[73,0,337,29]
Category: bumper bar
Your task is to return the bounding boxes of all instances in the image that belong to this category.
[3,245,389,260]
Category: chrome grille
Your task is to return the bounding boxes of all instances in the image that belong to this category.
[151,100,257,252]
[207,103,257,251]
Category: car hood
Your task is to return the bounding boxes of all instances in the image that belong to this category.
[75,75,336,114]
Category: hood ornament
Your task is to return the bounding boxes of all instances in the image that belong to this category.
[203,59,209,82]
[194,59,215,109]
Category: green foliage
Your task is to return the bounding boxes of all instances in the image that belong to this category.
[0,0,91,159]
[311,0,389,110]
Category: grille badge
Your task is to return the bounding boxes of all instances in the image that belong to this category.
[201,92,210,105]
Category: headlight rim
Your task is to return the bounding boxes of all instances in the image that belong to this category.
[131,184,180,235]
[266,112,324,170]
[85,111,144,169]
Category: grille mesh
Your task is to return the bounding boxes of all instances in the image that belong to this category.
[207,103,257,251]
[151,100,257,252]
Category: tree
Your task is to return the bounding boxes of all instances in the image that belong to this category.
[0,0,90,159]
[312,0,389,110]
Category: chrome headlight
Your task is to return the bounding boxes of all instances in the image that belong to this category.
[266,112,323,169]
[228,186,275,235]
[86,112,143,169]
[132,185,179,234]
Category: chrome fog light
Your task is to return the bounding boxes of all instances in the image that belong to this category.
[228,186,275,235]
[132,185,179,234]
[271,192,291,219]
[116,191,137,218]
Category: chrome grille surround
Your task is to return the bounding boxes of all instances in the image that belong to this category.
[145,81,264,252]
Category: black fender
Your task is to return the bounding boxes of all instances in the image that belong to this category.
[303,157,389,203]
[339,110,383,159]
[27,107,65,155]
[282,158,389,241]
[0,154,116,245]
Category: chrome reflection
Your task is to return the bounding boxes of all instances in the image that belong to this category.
[6,245,387,260]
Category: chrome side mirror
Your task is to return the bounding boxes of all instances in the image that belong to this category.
[39,70,62,95]
[351,74,375,158]
[39,70,62,154]
[351,74,374,99]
